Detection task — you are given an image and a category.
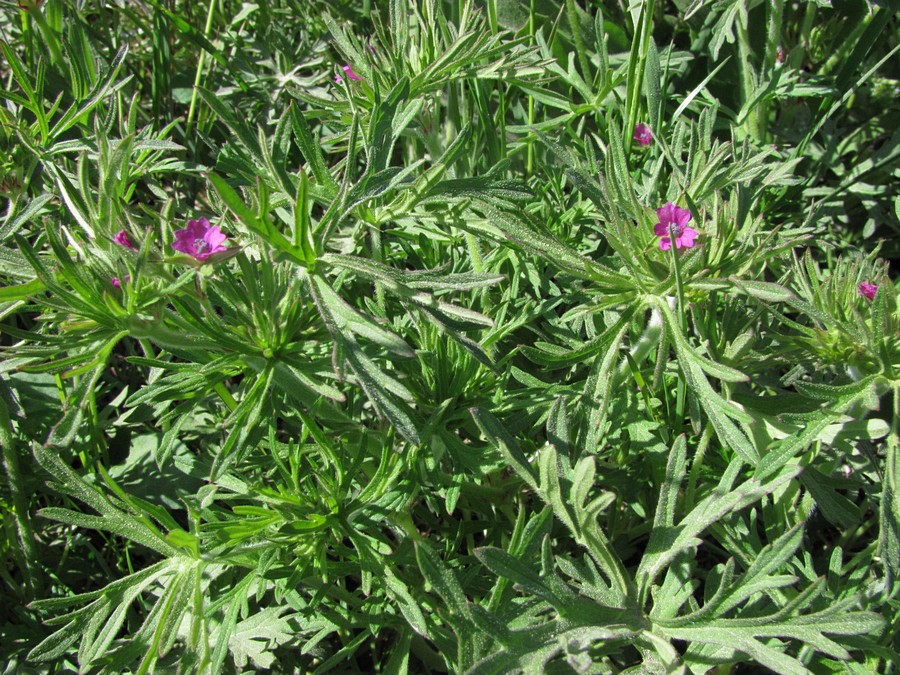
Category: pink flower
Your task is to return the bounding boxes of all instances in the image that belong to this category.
[633,123,652,147]
[335,64,361,83]
[653,203,698,251]
[858,281,878,301]
[114,229,135,250]
[171,217,228,261]
[111,275,130,289]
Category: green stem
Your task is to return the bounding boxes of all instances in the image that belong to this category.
[89,381,110,466]
[884,387,899,596]
[213,382,237,412]
[186,0,218,138]
[526,0,536,176]
[369,222,386,312]
[465,232,483,274]
[757,0,784,145]
[565,0,591,82]
[0,390,42,599]
[30,7,63,67]
[669,235,687,335]
[794,2,817,70]
[486,0,499,34]
[669,228,687,423]
[625,0,655,159]
[735,7,758,141]
[685,424,713,509]
[394,510,423,543]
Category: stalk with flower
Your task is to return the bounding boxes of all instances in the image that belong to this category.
[172,217,229,262]
[114,230,136,250]
[335,64,362,83]
[633,123,652,147]
[654,203,698,251]
[858,281,877,301]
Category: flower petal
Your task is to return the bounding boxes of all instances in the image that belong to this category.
[678,228,698,247]
[173,217,228,261]
[656,202,677,225]
[183,220,205,239]
[114,230,135,250]
[659,237,672,251]
[204,226,227,250]
[342,64,361,81]
[633,123,652,146]
[857,281,878,301]
[654,222,670,237]
[171,233,194,255]
[674,207,692,228]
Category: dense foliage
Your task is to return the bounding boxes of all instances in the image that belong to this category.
[1,0,898,672]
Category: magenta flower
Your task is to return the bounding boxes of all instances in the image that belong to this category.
[858,281,878,301]
[114,229,135,250]
[653,203,698,251]
[171,217,228,261]
[633,123,652,147]
[335,64,362,83]
[111,274,130,289]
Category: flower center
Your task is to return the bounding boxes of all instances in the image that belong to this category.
[669,224,683,237]
[194,237,210,253]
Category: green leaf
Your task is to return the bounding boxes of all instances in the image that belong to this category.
[656,298,757,464]
[799,468,862,530]
[143,0,248,91]
[475,547,565,608]
[470,407,538,491]
[880,436,900,594]
[34,445,178,557]
[415,542,472,623]
[367,78,413,173]
[0,277,46,302]
[309,274,414,358]
[28,560,174,663]
[309,274,419,445]
[46,359,112,448]
[208,173,310,266]
[290,105,338,194]
[229,607,296,670]
[637,458,800,590]
[730,278,795,302]
[755,413,835,481]
[210,367,273,480]
[322,253,504,293]
[245,355,346,405]
[0,192,53,242]
[659,609,884,674]
[794,377,881,413]
[472,206,625,287]
[416,541,477,672]
[383,574,430,638]
[209,573,256,673]
[294,169,316,263]
[48,45,131,141]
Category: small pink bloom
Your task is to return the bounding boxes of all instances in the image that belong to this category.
[633,123,652,147]
[171,217,228,261]
[111,274,130,289]
[114,229,135,250]
[858,281,878,301]
[653,203,698,251]
[335,64,361,83]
